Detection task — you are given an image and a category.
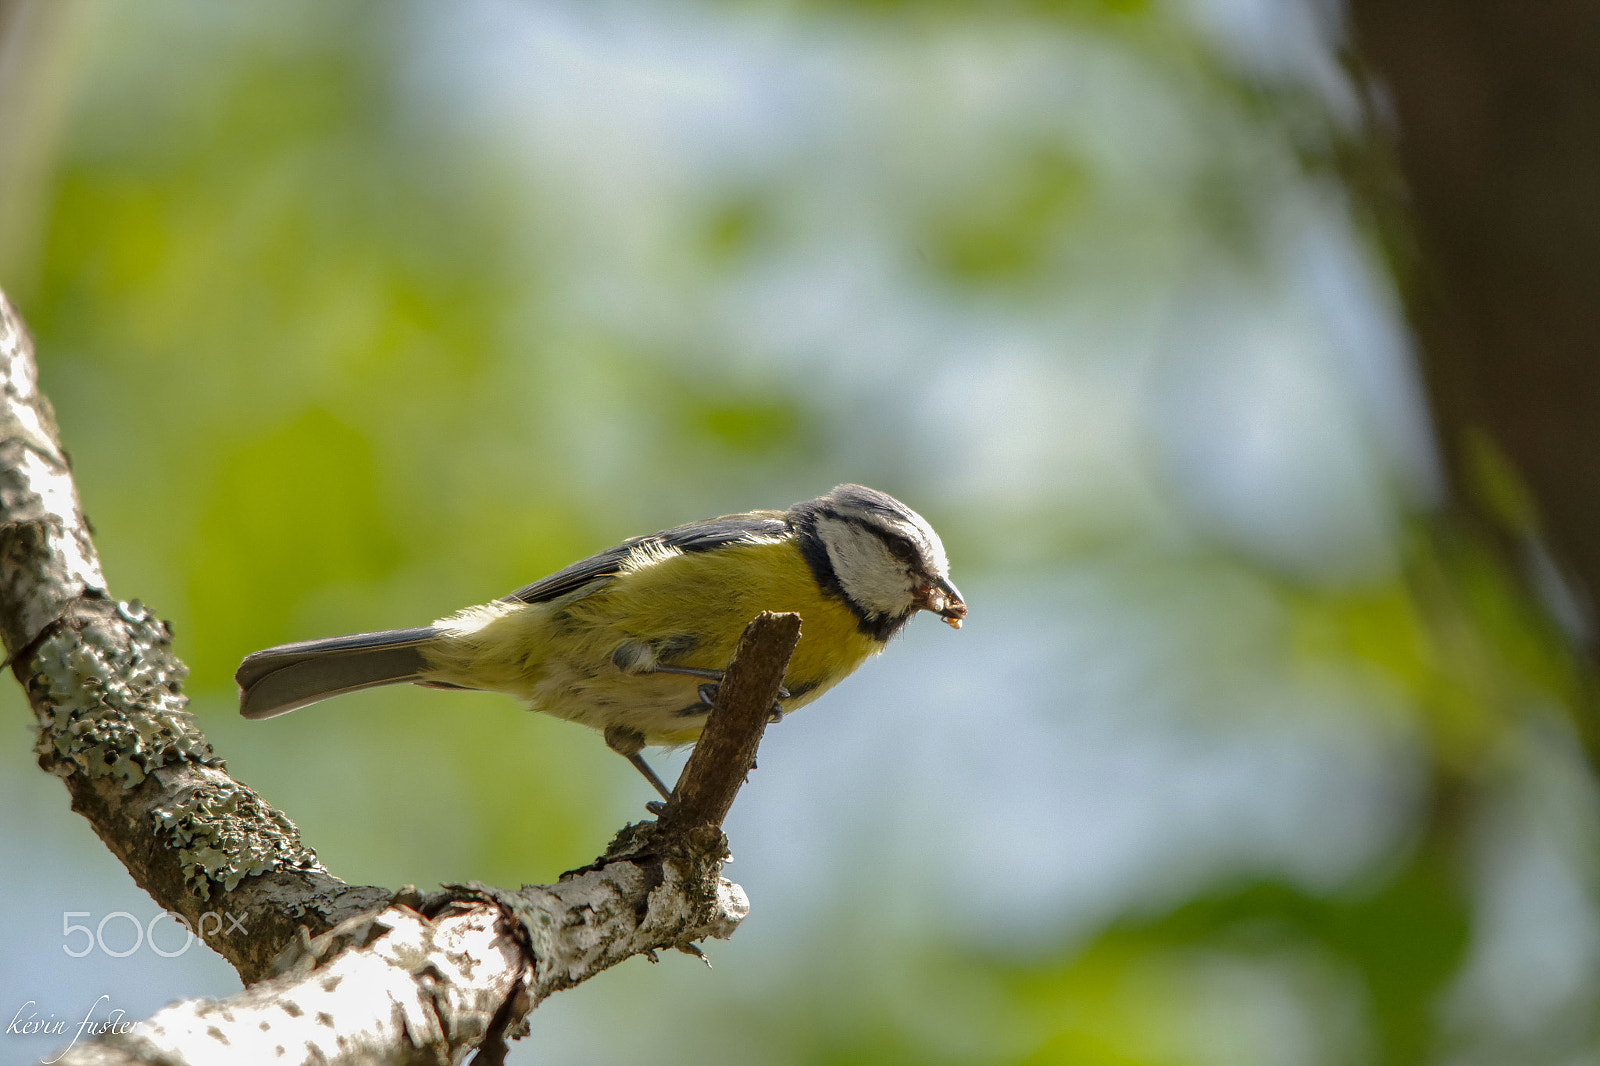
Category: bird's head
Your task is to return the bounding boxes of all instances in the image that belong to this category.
[790,484,966,640]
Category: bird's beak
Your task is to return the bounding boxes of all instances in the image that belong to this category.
[917,575,967,629]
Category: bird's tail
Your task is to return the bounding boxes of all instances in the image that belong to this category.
[236,627,439,720]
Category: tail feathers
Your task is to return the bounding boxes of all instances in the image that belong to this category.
[237,627,438,720]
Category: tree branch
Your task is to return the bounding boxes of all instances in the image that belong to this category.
[0,289,791,1064]
[663,610,800,831]
[0,292,390,984]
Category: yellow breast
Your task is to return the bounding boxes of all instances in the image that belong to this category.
[422,536,883,745]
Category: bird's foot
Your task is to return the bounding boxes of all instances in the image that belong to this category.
[697,681,786,722]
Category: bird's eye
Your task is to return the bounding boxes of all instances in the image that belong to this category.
[882,532,919,566]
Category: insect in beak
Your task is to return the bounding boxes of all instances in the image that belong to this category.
[917,576,968,629]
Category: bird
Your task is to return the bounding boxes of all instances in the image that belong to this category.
[236,484,966,799]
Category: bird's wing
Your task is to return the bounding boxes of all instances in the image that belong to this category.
[502,511,791,605]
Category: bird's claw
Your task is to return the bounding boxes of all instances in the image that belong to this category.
[697,681,787,723]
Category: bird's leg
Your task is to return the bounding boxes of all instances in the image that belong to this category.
[612,641,721,681]
[614,642,788,721]
[628,754,672,805]
[603,724,672,803]
[644,664,725,683]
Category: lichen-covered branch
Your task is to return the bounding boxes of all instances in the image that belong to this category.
[54,819,751,1066]
[1,289,782,1064]
[49,905,522,1066]
[0,292,391,983]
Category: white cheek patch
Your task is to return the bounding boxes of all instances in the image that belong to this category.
[817,516,915,617]
[826,493,950,579]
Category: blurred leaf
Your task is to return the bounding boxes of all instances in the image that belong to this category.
[185,407,403,686]
[684,393,811,456]
[926,149,1090,286]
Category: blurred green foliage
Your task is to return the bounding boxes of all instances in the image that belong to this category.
[927,148,1091,285]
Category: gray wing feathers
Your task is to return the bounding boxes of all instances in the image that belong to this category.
[237,627,437,720]
[503,513,790,605]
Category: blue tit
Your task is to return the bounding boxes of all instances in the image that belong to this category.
[236,484,966,798]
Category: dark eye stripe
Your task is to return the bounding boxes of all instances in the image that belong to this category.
[882,531,920,565]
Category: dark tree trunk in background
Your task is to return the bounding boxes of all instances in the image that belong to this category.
[1346,0,1600,631]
